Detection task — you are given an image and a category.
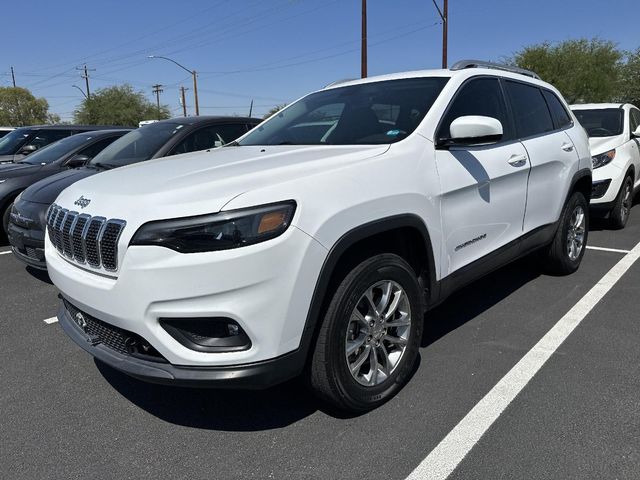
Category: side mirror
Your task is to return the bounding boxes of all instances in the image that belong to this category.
[19,145,38,155]
[633,126,640,138]
[66,154,90,168]
[438,116,503,148]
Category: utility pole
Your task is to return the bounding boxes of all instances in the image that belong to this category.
[179,86,188,117]
[361,0,367,78]
[76,64,95,99]
[10,66,16,87]
[152,84,164,119]
[192,70,199,116]
[432,0,448,68]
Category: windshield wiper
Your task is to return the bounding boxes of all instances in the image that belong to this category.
[92,162,116,170]
[224,140,240,147]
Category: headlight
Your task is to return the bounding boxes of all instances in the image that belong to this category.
[591,149,616,169]
[130,201,296,253]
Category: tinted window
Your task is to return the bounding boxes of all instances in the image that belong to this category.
[0,128,33,155]
[90,122,186,168]
[239,77,449,146]
[171,124,249,155]
[20,134,95,165]
[439,77,510,140]
[0,130,11,139]
[505,81,554,138]
[572,109,624,137]
[542,90,572,129]
[630,109,640,134]
[28,130,73,149]
[77,136,121,159]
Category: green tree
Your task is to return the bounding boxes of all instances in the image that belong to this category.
[512,38,623,103]
[0,87,53,126]
[619,48,640,106]
[263,104,287,119]
[73,84,171,126]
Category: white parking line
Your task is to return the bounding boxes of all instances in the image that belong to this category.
[43,317,58,325]
[586,245,630,254]
[406,239,640,480]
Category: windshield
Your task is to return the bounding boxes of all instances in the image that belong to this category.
[89,122,186,168]
[0,128,32,155]
[239,77,449,146]
[20,134,94,165]
[573,108,624,137]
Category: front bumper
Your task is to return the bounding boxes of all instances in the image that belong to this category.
[57,298,306,388]
[590,161,623,205]
[46,225,327,370]
[7,221,46,269]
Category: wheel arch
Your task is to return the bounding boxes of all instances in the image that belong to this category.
[297,214,438,368]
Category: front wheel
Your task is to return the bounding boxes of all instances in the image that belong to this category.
[544,191,589,275]
[2,202,12,237]
[309,253,423,412]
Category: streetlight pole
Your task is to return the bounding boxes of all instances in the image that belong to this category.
[148,55,200,116]
[361,0,367,78]
[72,85,88,99]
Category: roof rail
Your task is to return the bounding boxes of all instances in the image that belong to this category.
[324,78,356,88]
[450,59,541,80]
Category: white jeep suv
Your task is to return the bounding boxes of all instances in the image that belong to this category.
[46,61,591,412]
[571,103,640,228]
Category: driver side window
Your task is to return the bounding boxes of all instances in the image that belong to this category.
[438,77,511,141]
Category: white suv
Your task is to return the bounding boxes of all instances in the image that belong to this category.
[46,61,591,412]
[571,103,640,228]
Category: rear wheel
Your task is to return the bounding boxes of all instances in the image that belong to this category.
[609,175,633,229]
[544,191,588,275]
[309,253,423,412]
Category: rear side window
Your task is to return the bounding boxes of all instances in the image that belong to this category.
[505,81,554,138]
[438,77,511,140]
[542,90,572,129]
[171,124,249,155]
[29,130,73,149]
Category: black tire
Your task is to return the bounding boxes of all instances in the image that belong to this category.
[308,253,424,412]
[544,191,589,275]
[1,202,11,237]
[609,175,633,230]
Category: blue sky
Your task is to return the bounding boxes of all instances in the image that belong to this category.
[2,0,637,120]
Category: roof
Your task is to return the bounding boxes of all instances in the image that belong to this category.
[69,129,133,138]
[156,115,261,126]
[570,103,626,110]
[11,124,130,131]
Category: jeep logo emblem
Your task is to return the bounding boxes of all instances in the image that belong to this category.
[74,196,91,209]
[74,312,88,330]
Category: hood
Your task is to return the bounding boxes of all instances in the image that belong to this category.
[0,162,42,178]
[588,135,624,156]
[55,145,389,221]
[21,167,98,204]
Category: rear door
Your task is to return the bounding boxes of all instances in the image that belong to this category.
[504,81,579,232]
[168,123,251,155]
[435,76,531,275]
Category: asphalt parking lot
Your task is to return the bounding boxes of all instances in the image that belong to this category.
[2,206,640,480]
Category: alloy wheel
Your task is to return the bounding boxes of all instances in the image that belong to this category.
[345,280,411,387]
[567,205,586,261]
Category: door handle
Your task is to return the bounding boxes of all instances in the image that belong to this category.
[508,154,528,167]
[561,143,574,152]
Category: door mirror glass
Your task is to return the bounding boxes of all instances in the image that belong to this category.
[19,144,38,155]
[633,126,640,138]
[66,154,90,167]
[442,115,503,147]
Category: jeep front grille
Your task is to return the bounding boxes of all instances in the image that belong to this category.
[46,204,126,271]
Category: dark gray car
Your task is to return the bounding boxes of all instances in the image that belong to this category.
[9,116,260,269]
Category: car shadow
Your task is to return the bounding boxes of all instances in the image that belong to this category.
[96,359,322,430]
[25,266,53,285]
[421,255,541,347]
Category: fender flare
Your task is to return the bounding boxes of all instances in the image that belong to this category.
[293,214,438,369]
